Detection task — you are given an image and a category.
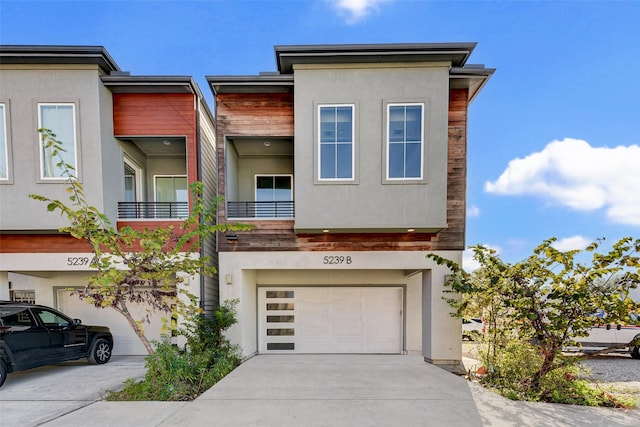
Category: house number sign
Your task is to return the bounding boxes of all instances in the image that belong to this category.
[322,256,352,265]
[65,256,97,266]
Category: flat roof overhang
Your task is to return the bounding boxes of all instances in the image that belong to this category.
[101,75,204,96]
[275,43,477,73]
[450,66,496,102]
[207,74,294,95]
[0,45,120,74]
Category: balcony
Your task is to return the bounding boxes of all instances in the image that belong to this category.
[227,201,294,219]
[117,202,189,219]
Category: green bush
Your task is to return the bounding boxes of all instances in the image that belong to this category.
[477,340,635,408]
[108,300,241,401]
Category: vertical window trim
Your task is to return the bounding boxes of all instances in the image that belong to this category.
[317,104,355,182]
[385,102,425,181]
[37,102,78,180]
[0,102,10,182]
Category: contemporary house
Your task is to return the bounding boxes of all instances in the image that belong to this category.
[0,46,217,355]
[208,43,493,370]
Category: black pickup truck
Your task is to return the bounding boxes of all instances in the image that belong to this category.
[0,301,113,387]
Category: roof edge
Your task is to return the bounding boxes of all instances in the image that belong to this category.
[0,45,120,73]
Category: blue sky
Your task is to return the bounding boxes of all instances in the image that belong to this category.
[2,0,639,268]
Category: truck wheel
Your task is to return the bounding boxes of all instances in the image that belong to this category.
[0,359,7,388]
[88,339,112,365]
[631,346,640,360]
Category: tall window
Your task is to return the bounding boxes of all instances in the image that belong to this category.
[319,105,354,180]
[387,103,424,180]
[0,104,7,180]
[38,103,77,179]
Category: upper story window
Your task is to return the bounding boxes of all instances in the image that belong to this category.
[38,103,77,179]
[386,103,424,180]
[0,104,8,180]
[318,105,354,180]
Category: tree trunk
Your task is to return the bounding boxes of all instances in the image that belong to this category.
[532,345,557,390]
[112,304,154,355]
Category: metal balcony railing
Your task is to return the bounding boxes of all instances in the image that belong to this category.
[117,202,189,219]
[227,201,295,219]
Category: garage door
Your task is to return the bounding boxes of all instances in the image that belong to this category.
[258,287,403,354]
[57,289,165,355]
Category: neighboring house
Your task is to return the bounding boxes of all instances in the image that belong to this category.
[208,43,493,370]
[0,46,217,355]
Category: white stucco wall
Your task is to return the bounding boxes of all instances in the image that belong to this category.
[218,250,461,363]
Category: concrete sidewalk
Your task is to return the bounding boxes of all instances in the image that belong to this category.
[37,354,640,427]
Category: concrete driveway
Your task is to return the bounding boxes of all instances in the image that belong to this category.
[40,354,640,426]
[0,355,146,426]
[3,354,640,426]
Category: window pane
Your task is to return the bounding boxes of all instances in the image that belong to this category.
[273,176,292,201]
[320,144,336,179]
[174,177,188,203]
[388,106,405,143]
[336,106,352,143]
[156,176,187,202]
[40,104,75,178]
[319,107,335,143]
[256,176,292,202]
[0,104,6,179]
[124,163,136,202]
[266,291,294,298]
[336,144,352,179]
[405,106,422,142]
[274,176,291,190]
[34,308,71,325]
[405,143,422,178]
[388,144,405,178]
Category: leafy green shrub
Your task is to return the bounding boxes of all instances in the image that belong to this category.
[108,300,241,401]
[476,339,635,408]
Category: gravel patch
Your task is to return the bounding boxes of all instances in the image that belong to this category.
[581,354,640,383]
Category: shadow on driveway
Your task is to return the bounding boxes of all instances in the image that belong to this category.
[0,355,146,426]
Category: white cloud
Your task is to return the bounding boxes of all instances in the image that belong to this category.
[328,0,392,24]
[485,138,640,226]
[462,244,501,272]
[467,205,480,218]
[551,235,592,252]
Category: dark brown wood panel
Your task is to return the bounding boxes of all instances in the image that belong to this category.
[218,221,438,252]
[431,87,469,251]
[0,234,92,253]
[216,93,294,137]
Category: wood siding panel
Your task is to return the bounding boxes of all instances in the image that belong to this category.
[218,221,438,252]
[431,88,469,251]
[113,93,196,136]
[216,93,294,137]
[0,234,92,253]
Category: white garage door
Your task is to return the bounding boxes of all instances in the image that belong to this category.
[57,289,166,355]
[258,287,403,354]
